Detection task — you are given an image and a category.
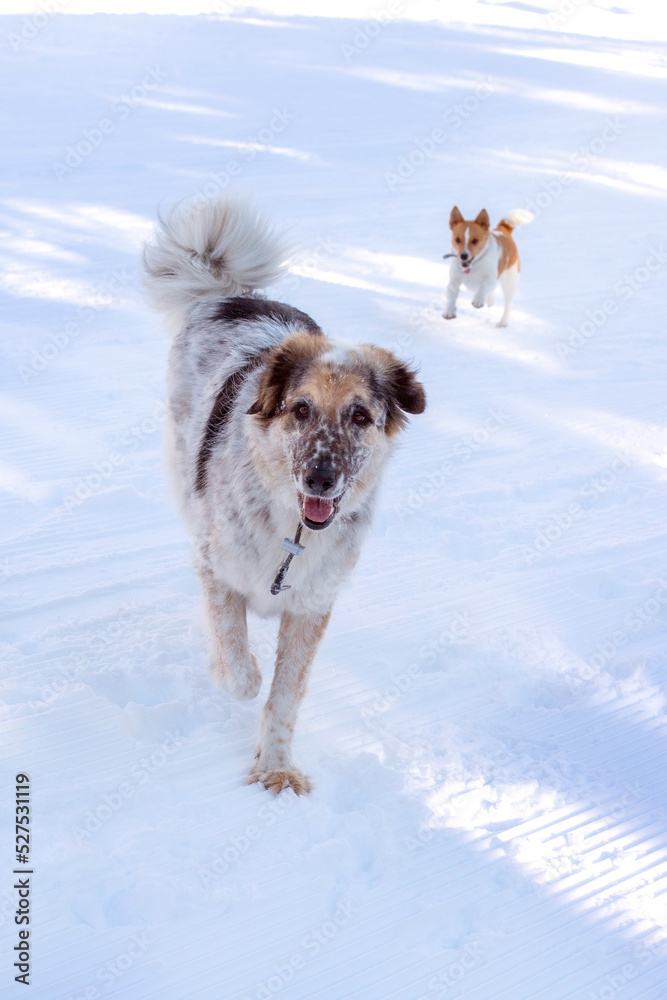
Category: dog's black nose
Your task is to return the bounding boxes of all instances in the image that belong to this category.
[460,251,469,260]
[305,464,336,495]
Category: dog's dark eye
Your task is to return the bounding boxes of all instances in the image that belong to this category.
[294,403,310,420]
[471,238,479,245]
[455,237,462,244]
[352,408,371,427]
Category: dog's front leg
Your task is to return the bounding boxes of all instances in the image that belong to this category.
[443,276,460,320]
[249,609,331,795]
[200,573,262,700]
[472,279,495,309]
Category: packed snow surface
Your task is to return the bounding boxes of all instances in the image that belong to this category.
[2,2,667,998]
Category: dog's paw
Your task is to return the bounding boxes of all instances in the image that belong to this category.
[442,312,456,320]
[213,654,262,700]
[472,298,485,309]
[248,768,313,796]
[496,319,508,328]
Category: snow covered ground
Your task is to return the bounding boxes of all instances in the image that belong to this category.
[2,2,667,997]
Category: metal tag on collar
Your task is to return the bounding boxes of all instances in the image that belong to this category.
[281,536,306,557]
[270,522,306,595]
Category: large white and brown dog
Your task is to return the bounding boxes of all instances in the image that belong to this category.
[443,206,533,327]
[142,196,425,795]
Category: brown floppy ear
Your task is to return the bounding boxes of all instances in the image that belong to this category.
[474,209,490,229]
[364,347,426,434]
[385,360,426,434]
[247,333,325,419]
[450,206,463,229]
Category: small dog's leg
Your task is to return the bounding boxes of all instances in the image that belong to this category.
[200,574,261,700]
[443,277,460,320]
[497,264,519,327]
[472,280,495,309]
[249,609,331,795]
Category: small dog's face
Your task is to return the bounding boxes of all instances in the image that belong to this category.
[449,206,490,266]
[248,335,425,530]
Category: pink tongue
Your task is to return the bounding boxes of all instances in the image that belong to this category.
[304,496,333,523]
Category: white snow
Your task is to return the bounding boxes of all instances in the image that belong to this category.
[2,2,667,998]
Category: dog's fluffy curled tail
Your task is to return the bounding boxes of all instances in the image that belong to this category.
[499,208,534,230]
[142,196,290,331]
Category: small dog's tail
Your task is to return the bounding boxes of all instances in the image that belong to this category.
[142,196,290,331]
[498,208,534,231]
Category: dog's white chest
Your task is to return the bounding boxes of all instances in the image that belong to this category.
[201,503,358,620]
[454,246,497,289]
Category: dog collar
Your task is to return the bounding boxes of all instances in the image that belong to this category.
[444,238,492,273]
[466,240,492,269]
[443,251,471,273]
[270,523,306,594]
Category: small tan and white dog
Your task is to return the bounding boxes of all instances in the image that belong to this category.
[443,206,533,327]
[142,196,425,796]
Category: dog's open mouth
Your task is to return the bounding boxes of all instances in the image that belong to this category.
[299,494,341,531]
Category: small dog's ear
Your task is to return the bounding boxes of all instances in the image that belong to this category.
[475,209,490,229]
[450,206,463,229]
[247,334,323,419]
